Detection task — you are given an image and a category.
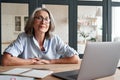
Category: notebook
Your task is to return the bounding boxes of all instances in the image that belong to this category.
[52,42,120,80]
[0,68,53,78]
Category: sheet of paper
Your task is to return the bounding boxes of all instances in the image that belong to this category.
[20,70,53,78]
[0,75,34,80]
[1,68,31,75]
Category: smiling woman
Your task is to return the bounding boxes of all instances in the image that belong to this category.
[1,7,80,66]
[33,10,51,37]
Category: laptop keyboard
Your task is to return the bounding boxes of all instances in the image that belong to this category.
[68,74,78,79]
[52,69,79,80]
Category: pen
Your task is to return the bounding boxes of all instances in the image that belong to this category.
[32,68,50,70]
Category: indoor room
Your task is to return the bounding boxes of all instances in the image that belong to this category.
[0,0,120,80]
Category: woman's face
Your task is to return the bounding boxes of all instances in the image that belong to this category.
[33,10,50,34]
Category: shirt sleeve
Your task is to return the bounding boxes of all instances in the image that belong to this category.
[55,35,79,58]
[3,33,25,57]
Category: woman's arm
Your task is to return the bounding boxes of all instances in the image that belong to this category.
[36,55,80,64]
[1,53,38,66]
[50,55,80,64]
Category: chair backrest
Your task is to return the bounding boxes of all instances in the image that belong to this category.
[0,54,2,65]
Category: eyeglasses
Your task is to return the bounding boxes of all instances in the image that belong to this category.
[34,16,50,23]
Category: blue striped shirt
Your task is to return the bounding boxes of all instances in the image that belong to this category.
[4,32,78,60]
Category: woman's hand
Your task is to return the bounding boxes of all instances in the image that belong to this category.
[28,58,40,64]
[34,59,51,64]
[33,55,80,64]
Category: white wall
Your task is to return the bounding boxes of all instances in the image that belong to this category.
[1,3,28,53]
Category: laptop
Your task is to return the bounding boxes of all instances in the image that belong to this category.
[52,42,120,80]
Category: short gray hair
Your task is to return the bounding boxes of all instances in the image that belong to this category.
[24,7,55,38]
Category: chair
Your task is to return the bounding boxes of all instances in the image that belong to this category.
[0,54,2,65]
[79,54,84,59]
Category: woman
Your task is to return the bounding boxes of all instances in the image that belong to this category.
[1,7,80,66]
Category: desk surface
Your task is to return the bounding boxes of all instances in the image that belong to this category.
[0,63,120,80]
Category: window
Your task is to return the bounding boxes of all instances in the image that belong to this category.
[77,6,102,54]
[112,7,120,42]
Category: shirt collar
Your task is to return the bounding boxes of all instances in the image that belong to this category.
[32,36,50,53]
